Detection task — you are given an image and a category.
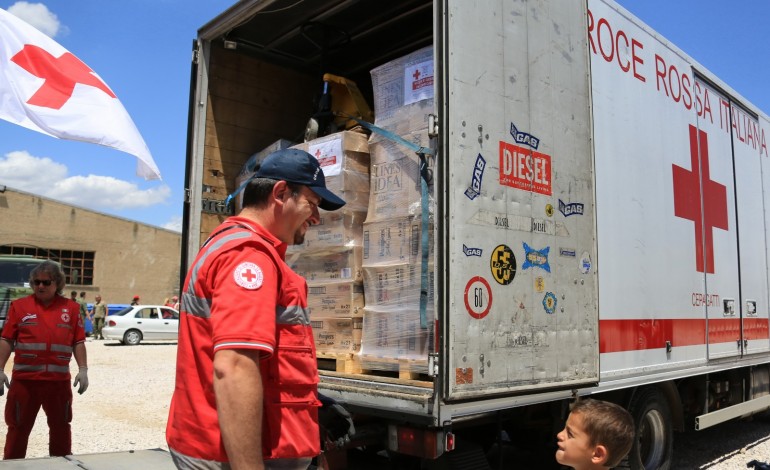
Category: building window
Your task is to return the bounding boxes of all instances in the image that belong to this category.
[0,245,95,286]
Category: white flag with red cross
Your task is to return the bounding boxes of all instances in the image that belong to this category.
[0,8,161,180]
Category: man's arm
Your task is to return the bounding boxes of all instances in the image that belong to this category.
[0,339,12,371]
[73,342,87,368]
[213,348,264,470]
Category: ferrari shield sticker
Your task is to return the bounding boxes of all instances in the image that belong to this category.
[234,262,264,290]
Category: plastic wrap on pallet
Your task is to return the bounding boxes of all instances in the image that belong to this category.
[288,246,363,284]
[362,262,434,309]
[359,306,434,373]
[288,210,367,252]
[367,131,434,222]
[311,316,362,354]
[307,281,364,318]
[370,45,434,141]
[363,215,433,265]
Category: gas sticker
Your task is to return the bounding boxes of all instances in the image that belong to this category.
[464,276,492,319]
[490,244,516,285]
[464,153,486,200]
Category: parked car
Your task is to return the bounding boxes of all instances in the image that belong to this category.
[84,303,132,335]
[101,305,179,345]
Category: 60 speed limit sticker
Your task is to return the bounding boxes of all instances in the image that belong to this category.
[464,276,492,319]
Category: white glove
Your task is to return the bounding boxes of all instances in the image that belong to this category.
[0,371,8,396]
[73,367,89,394]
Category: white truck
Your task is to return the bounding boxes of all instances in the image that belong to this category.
[182,0,770,468]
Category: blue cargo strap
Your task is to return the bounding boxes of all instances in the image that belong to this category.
[347,116,433,329]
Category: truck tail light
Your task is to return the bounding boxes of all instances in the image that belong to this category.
[387,424,445,459]
[445,431,455,452]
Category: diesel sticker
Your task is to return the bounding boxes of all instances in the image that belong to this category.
[464,153,486,200]
[522,243,551,273]
[499,141,552,196]
[490,244,517,285]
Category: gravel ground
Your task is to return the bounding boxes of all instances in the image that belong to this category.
[2,338,770,469]
[0,338,177,458]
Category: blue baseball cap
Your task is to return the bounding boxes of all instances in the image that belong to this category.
[255,148,346,211]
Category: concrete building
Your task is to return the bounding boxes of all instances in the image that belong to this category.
[0,187,181,306]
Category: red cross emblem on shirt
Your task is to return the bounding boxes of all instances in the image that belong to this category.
[672,125,728,274]
[11,45,116,110]
[241,269,257,282]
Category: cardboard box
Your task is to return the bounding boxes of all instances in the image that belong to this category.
[288,246,363,284]
[370,46,434,138]
[289,210,367,252]
[311,316,362,354]
[307,280,365,318]
[363,216,433,265]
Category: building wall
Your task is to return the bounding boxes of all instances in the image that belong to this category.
[0,188,181,306]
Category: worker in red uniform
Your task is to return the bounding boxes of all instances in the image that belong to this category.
[0,260,88,459]
[167,148,346,470]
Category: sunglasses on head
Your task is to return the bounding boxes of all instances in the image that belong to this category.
[32,279,52,286]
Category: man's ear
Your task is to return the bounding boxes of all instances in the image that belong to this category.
[272,180,291,204]
[591,444,608,465]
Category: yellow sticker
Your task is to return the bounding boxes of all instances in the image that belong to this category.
[545,204,554,217]
[535,276,545,293]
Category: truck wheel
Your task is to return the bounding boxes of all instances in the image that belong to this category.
[627,387,673,470]
[123,329,142,346]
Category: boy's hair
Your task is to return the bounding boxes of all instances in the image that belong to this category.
[570,399,635,467]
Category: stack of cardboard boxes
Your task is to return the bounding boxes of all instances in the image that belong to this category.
[287,131,371,355]
[359,46,435,372]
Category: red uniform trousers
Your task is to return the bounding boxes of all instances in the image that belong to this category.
[4,379,72,459]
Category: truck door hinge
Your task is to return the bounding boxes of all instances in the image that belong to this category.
[184,188,191,203]
[428,353,439,377]
[192,48,199,65]
[428,114,439,138]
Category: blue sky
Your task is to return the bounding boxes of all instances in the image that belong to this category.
[0,0,767,232]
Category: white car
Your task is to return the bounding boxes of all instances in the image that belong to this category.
[102,305,179,345]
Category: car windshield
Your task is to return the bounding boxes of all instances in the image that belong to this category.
[0,260,42,286]
[114,307,134,316]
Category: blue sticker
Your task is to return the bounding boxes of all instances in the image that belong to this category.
[558,199,584,217]
[542,292,557,314]
[464,154,486,200]
[463,244,483,257]
[509,122,540,150]
[522,242,551,272]
[559,248,576,257]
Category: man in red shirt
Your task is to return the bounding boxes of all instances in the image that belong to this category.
[167,149,346,470]
[0,260,88,459]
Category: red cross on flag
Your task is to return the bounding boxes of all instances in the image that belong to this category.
[0,8,161,180]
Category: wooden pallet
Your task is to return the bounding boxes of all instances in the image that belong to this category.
[317,352,431,381]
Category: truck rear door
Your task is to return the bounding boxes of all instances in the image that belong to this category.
[442,0,598,400]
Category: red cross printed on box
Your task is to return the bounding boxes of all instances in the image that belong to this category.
[11,45,116,110]
[413,68,421,81]
[672,125,728,274]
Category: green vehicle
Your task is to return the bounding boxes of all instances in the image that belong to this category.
[0,255,48,328]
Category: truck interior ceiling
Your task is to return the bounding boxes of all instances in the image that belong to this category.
[204,0,433,170]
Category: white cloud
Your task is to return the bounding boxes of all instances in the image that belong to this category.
[0,150,170,210]
[162,215,183,233]
[7,2,65,38]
